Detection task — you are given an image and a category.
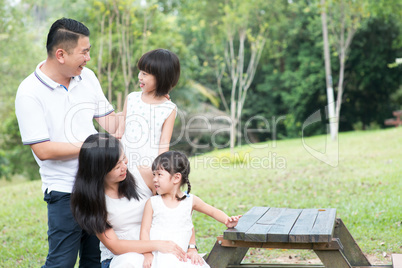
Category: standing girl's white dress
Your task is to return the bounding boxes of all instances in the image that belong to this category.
[121,91,176,168]
[149,194,210,268]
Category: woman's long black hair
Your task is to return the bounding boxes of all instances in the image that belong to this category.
[71,133,140,234]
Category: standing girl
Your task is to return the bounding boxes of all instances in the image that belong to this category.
[116,48,180,168]
[71,133,188,268]
[140,151,242,268]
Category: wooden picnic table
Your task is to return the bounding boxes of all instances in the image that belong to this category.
[206,207,392,268]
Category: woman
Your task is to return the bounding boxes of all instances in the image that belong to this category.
[70,133,200,267]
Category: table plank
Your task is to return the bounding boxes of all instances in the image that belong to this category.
[224,207,270,241]
[289,209,320,243]
[289,209,336,243]
[266,208,303,242]
[310,208,336,242]
[244,208,285,242]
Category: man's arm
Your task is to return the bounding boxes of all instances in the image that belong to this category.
[95,111,122,135]
[30,141,82,161]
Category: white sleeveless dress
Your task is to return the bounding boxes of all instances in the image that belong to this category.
[103,166,152,268]
[121,91,176,168]
[149,195,210,268]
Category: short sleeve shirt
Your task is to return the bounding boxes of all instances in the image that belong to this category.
[15,61,114,193]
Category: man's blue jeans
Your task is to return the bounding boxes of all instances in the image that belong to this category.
[42,190,101,268]
[101,259,112,268]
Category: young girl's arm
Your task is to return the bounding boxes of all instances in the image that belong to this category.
[186,227,205,265]
[192,195,242,228]
[140,199,154,268]
[112,98,128,139]
[158,108,176,155]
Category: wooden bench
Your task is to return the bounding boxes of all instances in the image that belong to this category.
[384,110,402,127]
[206,207,392,268]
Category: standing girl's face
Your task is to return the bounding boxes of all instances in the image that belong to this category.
[138,70,157,94]
[104,153,128,187]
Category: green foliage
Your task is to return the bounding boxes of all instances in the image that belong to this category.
[1,116,40,181]
[0,0,44,181]
[246,2,330,139]
[341,18,402,130]
[1,0,402,181]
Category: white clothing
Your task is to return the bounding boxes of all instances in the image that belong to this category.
[101,165,153,264]
[148,194,210,268]
[121,91,176,168]
[15,61,114,193]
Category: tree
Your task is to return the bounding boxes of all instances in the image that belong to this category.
[320,0,337,141]
[0,0,46,180]
[199,0,288,151]
[321,0,369,138]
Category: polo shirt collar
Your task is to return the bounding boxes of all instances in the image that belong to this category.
[34,60,82,90]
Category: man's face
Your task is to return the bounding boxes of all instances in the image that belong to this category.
[63,36,91,77]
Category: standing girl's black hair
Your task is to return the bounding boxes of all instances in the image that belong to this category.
[152,151,191,201]
[71,133,140,234]
[137,48,180,97]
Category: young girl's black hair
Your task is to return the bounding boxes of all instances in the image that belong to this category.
[71,133,140,234]
[137,48,180,97]
[152,151,191,201]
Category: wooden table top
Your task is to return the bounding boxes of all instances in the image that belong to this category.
[224,207,337,243]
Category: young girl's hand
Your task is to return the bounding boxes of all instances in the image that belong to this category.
[143,252,153,268]
[225,215,242,228]
[187,248,205,266]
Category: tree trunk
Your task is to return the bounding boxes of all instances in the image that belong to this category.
[321,0,337,141]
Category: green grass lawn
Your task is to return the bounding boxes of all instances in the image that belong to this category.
[1,128,401,267]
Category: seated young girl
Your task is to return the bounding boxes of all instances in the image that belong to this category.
[140,151,242,268]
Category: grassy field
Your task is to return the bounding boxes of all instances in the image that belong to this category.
[1,128,401,267]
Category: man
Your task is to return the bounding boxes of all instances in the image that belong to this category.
[15,18,119,267]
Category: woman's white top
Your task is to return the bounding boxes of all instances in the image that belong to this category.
[100,165,153,262]
[121,91,176,167]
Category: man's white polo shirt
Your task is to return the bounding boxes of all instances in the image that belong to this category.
[15,61,114,194]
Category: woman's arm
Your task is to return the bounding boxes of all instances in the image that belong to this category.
[158,108,176,155]
[192,195,241,228]
[97,227,186,259]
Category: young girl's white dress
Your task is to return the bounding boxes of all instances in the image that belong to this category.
[149,194,210,268]
[121,91,176,168]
